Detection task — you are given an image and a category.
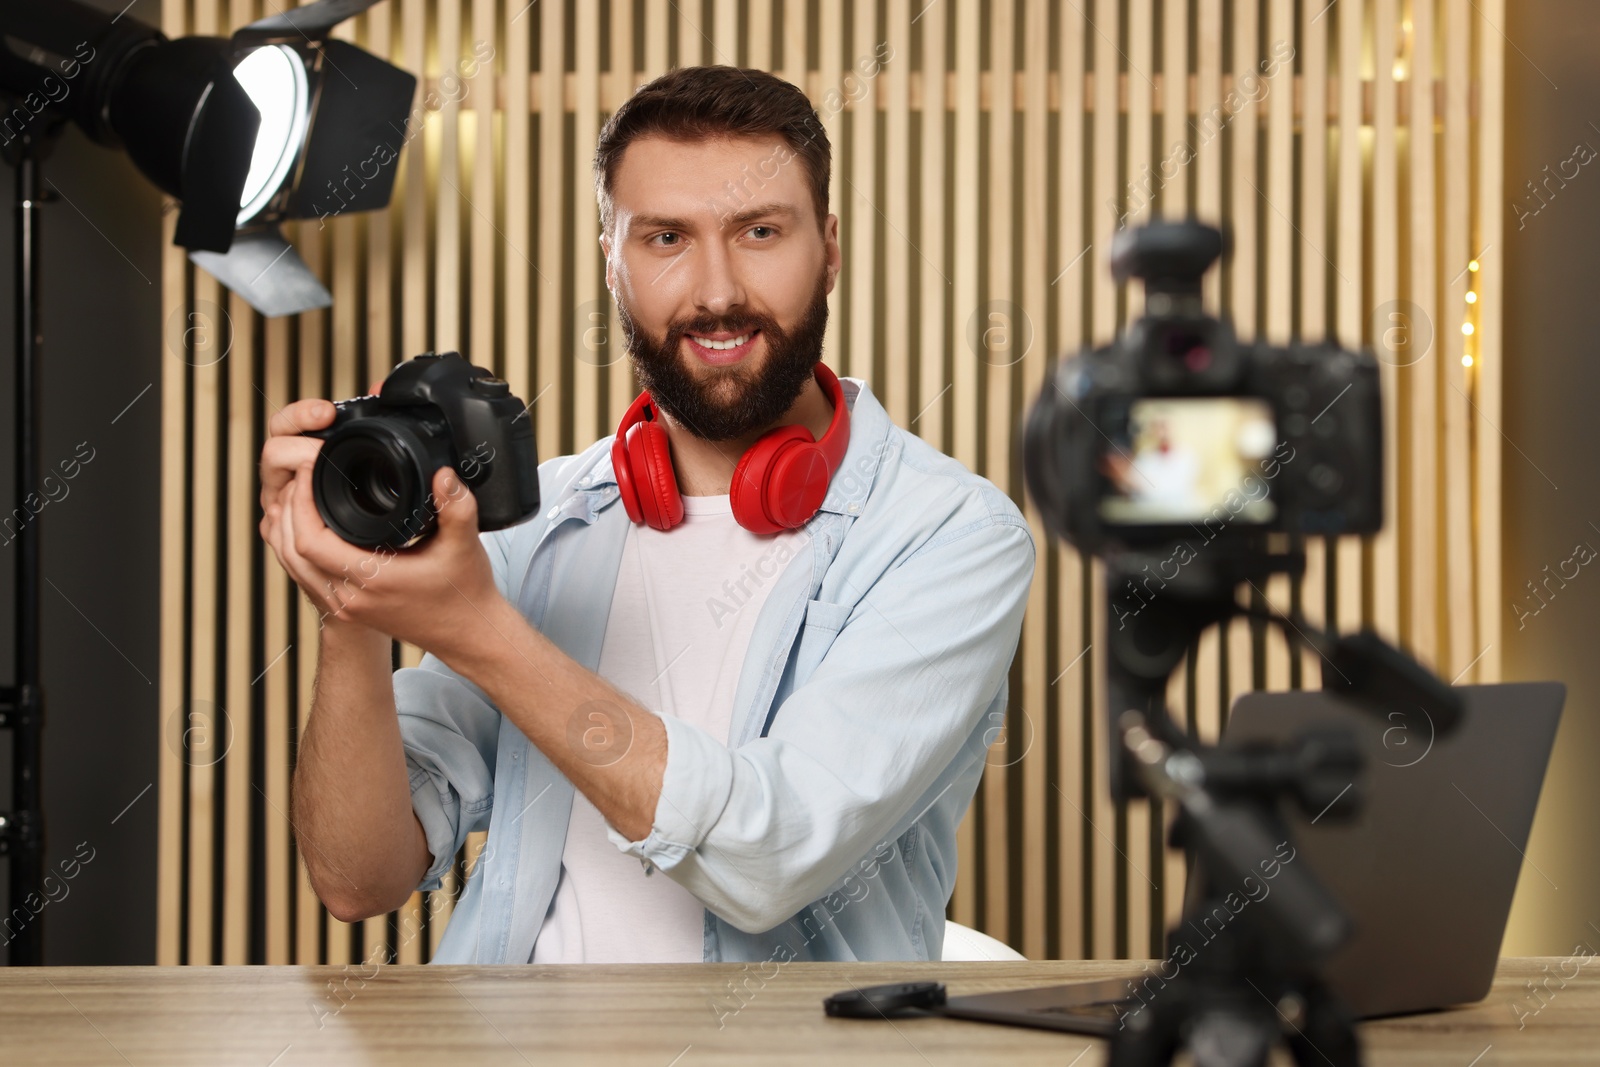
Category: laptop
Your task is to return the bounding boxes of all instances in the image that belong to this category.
[941,682,1566,1036]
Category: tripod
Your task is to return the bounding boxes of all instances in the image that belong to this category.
[1099,545,1461,1067]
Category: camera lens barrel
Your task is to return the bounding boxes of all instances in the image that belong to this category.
[312,418,452,549]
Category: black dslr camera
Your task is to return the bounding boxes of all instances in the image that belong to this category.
[1024,221,1382,556]
[303,352,540,549]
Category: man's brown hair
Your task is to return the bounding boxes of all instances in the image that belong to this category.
[593,65,830,236]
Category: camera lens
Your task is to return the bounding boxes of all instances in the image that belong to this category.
[343,443,405,518]
[312,422,434,549]
[1166,330,1212,372]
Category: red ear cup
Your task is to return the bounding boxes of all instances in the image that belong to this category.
[728,364,851,534]
[729,427,816,535]
[625,419,684,530]
[612,394,685,530]
[768,443,833,526]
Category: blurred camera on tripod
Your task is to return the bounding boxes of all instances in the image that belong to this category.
[1023,220,1384,557]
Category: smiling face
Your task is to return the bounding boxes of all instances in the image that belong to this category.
[601,134,841,442]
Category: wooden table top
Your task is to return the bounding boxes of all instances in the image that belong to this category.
[0,958,1592,1065]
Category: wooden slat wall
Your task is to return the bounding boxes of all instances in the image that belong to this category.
[158,0,1504,964]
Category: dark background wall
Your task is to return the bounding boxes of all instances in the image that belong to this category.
[0,0,164,965]
[1502,0,1600,955]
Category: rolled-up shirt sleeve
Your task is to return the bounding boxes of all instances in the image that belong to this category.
[398,660,502,890]
[396,528,514,890]
[608,515,1035,932]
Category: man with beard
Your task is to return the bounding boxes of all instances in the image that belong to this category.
[257,66,1034,964]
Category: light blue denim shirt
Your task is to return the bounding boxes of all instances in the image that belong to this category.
[397,376,1035,964]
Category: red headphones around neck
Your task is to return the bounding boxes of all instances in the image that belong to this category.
[611,363,851,535]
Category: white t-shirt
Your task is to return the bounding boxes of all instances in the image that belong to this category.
[530,493,806,962]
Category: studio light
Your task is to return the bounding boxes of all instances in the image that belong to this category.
[234,44,311,227]
[0,0,417,315]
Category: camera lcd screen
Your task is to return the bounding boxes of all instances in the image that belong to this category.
[1099,397,1278,525]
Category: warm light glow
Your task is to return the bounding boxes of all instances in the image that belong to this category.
[234,45,311,225]
[1462,322,1475,336]
[1465,291,1478,304]
[1469,260,1480,272]
[1462,355,1474,367]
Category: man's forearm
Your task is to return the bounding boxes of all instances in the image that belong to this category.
[437,596,668,842]
[293,619,430,921]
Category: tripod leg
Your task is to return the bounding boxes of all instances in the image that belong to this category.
[1106,1000,1183,1067]
[1285,987,1362,1067]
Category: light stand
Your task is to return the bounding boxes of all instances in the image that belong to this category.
[0,119,60,967]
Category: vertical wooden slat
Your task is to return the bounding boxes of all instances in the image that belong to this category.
[1263,0,1293,694]
[218,0,259,972]
[1335,0,1365,633]
[538,0,565,460]
[1196,0,1222,312]
[746,0,770,71]
[783,0,807,91]
[430,866,457,959]
[1372,0,1402,640]
[607,0,640,427]
[980,0,1015,949]
[1018,0,1050,963]
[1442,0,1476,679]
[1054,0,1088,963]
[849,0,878,385]
[368,0,397,383]
[947,0,980,929]
[1162,0,1189,220]
[504,0,532,405]
[471,0,498,374]
[402,0,430,387]
[182,0,224,972]
[1407,0,1439,670]
[263,315,292,965]
[156,0,189,965]
[818,0,844,382]
[884,0,911,428]
[224,286,254,966]
[1474,0,1503,682]
[395,892,423,965]
[679,0,703,66]
[915,0,947,450]
[1300,0,1330,688]
[1089,0,1119,959]
[295,222,327,966]
[1228,0,1259,388]
[573,1,601,447]
[714,0,737,63]
[436,0,464,356]
[646,0,669,76]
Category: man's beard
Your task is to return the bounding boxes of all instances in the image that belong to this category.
[618,270,830,442]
